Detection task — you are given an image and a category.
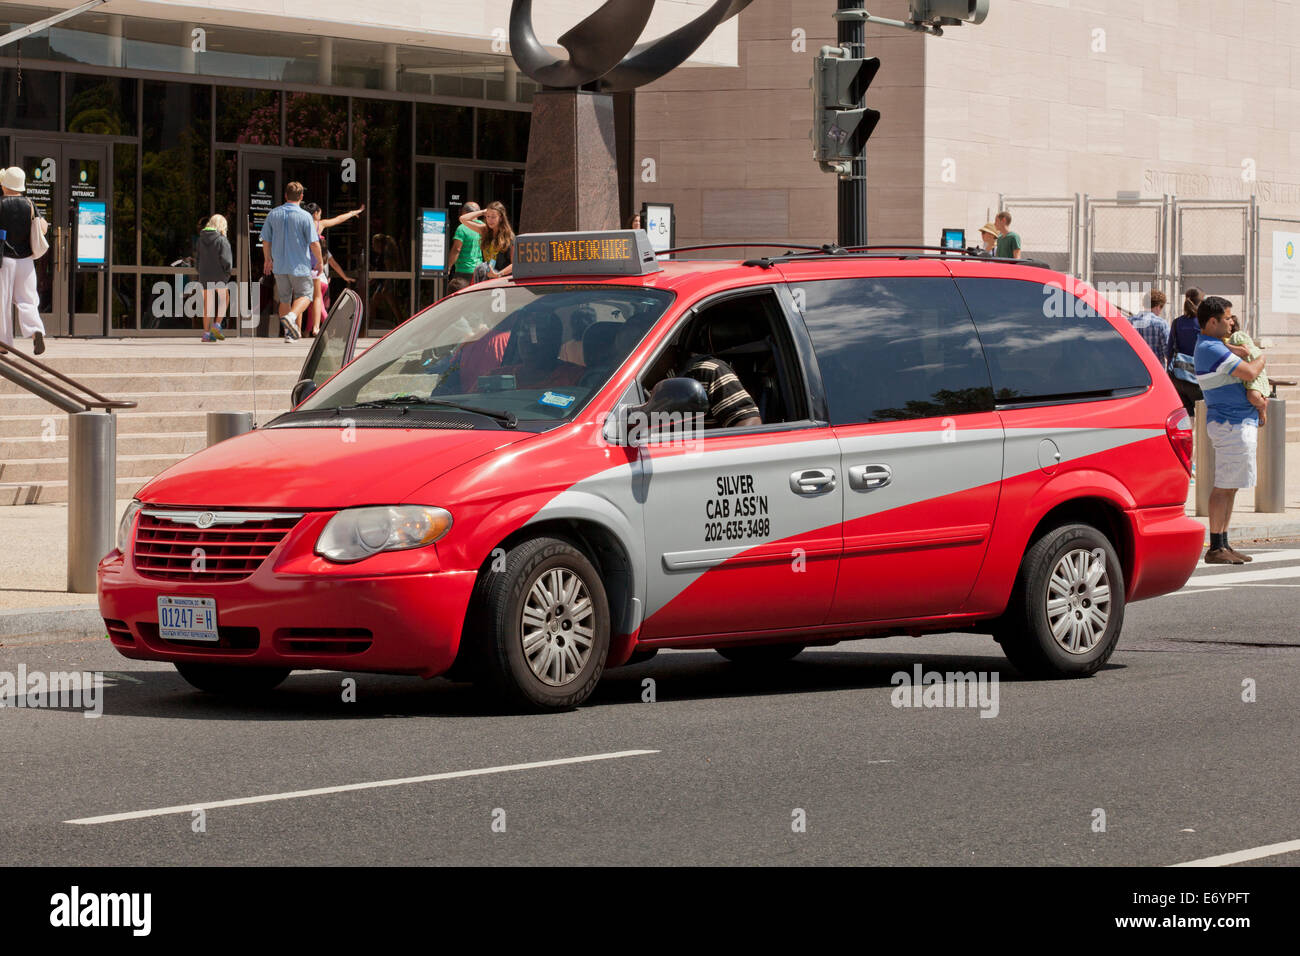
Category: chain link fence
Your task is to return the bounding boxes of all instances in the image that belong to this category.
[999,196,1077,275]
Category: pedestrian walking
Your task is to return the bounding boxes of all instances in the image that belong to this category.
[1167,287,1204,415]
[259,181,321,341]
[460,201,515,281]
[1126,289,1169,361]
[994,211,1022,259]
[446,201,482,294]
[1195,295,1266,565]
[0,167,48,354]
[302,201,361,335]
[196,213,232,342]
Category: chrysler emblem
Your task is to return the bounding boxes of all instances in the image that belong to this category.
[196,512,215,529]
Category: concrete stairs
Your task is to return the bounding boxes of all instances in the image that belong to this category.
[0,340,316,505]
[1262,344,1300,444]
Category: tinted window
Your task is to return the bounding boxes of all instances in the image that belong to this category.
[798,277,993,424]
[956,278,1151,403]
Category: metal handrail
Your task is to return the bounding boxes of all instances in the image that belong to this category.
[0,342,136,411]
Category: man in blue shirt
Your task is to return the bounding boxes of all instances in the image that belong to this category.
[1127,290,1169,361]
[260,181,321,340]
[1194,296,1266,565]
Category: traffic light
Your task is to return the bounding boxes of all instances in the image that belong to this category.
[811,48,881,172]
[908,0,989,27]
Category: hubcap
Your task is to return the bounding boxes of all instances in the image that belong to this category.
[1046,548,1111,655]
[521,567,595,686]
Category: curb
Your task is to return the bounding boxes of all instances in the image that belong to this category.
[0,605,102,638]
[1186,520,1300,545]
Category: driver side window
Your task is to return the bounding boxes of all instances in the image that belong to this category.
[641,288,810,430]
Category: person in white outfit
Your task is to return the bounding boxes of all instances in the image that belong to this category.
[0,166,47,354]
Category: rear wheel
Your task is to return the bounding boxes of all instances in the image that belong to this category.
[174,662,290,695]
[716,644,805,665]
[472,536,610,711]
[998,523,1124,678]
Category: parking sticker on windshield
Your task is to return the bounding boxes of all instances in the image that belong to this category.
[538,391,577,410]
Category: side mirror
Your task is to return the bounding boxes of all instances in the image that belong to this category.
[610,377,709,446]
[643,377,709,415]
[290,378,318,408]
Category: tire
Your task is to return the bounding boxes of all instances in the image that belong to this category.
[716,643,805,665]
[998,523,1125,678]
[174,662,291,695]
[471,536,611,711]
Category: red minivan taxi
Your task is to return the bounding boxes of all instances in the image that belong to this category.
[99,231,1203,710]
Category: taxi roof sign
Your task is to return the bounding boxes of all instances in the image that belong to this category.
[513,230,662,280]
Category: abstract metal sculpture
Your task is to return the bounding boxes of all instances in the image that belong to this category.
[510,0,755,234]
[510,0,754,91]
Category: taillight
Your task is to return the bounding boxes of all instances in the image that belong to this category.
[1166,408,1193,473]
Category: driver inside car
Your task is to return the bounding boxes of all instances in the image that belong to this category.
[659,325,762,429]
[495,311,583,389]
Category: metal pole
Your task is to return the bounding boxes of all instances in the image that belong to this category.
[1194,400,1213,518]
[837,0,867,247]
[1256,399,1286,513]
[67,411,116,594]
[206,410,253,446]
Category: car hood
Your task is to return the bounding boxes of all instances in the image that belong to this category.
[136,425,529,509]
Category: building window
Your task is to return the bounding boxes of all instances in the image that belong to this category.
[416,103,473,158]
[0,68,60,130]
[476,108,529,163]
[284,93,347,150]
[66,74,137,135]
[355,98,412,275]
[216,87,280,145]
[113,142,137,266]
[141,81,211,267]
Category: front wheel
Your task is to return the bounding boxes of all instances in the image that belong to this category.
[174,662,291,695]
[472,536,611,711]
[998,523,1125,678]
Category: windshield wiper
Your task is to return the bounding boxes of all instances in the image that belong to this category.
[339,396,517,428]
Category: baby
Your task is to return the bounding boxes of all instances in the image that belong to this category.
[1224,314,1270,425]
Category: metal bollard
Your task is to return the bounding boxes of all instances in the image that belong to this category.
[206,410,253,446]
[67,411,116,594]
[1193,401,1214,517]
[1256,398,1286,513]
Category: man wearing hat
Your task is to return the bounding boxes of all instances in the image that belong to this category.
[0,166,46,354]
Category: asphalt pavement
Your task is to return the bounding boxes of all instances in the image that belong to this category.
[1,545,1298,867]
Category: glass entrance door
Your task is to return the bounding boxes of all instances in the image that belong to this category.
[13,140,112,336]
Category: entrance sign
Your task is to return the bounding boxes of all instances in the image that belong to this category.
[642,202,674,255]
[26,160,54,220]
[76,199,107,267]
[248,171,276,239]
[419,208,449,274]
[1272,231,1300,314]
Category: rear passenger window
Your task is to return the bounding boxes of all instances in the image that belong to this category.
[796,277,993,425]
[956,278,1151,404]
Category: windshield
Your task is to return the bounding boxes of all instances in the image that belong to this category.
[297,285,674,424]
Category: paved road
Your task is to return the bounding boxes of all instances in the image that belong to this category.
[2,545,1298,867]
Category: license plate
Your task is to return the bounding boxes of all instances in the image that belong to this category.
[157,596,218,643]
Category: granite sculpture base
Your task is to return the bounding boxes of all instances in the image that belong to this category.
[518,90,620,234]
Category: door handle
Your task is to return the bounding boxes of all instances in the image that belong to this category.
[848,463,893,491]
[789,467,836,495]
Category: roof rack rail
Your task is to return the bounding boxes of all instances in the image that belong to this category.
[657,241,1053,270]
[661,242,828,256]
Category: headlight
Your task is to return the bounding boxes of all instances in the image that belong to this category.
[315,506,453,563]
[116,500,144,554]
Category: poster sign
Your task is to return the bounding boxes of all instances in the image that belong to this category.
[642,203,674,255]
[76,199,107,267]
[1272,231,1300,314]
[248,171,276,239]
[420,208,448,273]
[941,228,965,250]
[25,160,53,221]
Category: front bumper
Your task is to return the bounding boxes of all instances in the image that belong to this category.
[98,537,478,678]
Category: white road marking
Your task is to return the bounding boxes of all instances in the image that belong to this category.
[1166,587,1231,597]
[1171,838,1300,867]
[65,750,660,825]
[1190,550,1294,573]
[1184,564,1300,587]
